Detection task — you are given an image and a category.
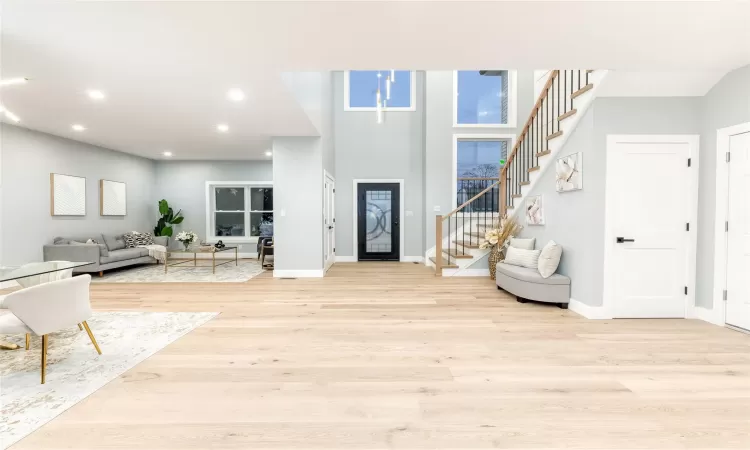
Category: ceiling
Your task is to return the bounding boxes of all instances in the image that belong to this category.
[1,1,748,160]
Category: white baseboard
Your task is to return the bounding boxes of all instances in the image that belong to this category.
[273,269,324,278]
[452,268,490,277]
[692,306,724,326]
[335,256,357,263]
[403,256,424,263]
[568,298,612,319]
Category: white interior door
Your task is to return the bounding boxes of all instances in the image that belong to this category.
[607,137,693,318]
[323,175,336,272]
[726,131,750,331]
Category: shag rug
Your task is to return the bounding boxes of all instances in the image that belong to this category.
[0,311,218,449]
[91,259,264,283]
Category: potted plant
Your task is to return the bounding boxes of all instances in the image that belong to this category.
[154,199,184,240]
[175,231,198,251]
[479,215,521,280]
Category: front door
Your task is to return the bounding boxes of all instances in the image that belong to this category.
[357,183,400,261]
[607,137,693,318]
[323,174,336,272]
[726,131,750,332]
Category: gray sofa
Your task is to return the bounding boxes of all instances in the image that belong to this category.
[496,262,571,309]
[43,234,168,276]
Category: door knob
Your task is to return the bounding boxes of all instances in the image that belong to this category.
[328,226,333,230]
[616,237,635,243]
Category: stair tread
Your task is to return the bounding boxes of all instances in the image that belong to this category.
[453,240,481,249]
[464,231,484,238]
[571,83,594,99]
[546,130,563,141]
[520,181,530,186]
[429,256,458,269]
[528,166,540,173]
[442,248,474,259]
[558,109,577,121]
[511,194,522,198]
[537,150,551,157]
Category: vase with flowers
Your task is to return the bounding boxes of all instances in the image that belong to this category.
[479,215,521,280]
[175,231,199,250]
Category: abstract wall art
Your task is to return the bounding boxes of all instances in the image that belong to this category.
[525,195,544,226]
[50,173,86,216]
[556,152,583,192]
[100,179,127,216]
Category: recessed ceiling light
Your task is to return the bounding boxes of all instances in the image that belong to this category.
[216,123,229,132]
[265,151,272,157]
[5,110,20,123]
[162,151,173,157]
[87,89,106,100]
[227,88,245,102]
[72,124,86,132]
[0,77,28,86]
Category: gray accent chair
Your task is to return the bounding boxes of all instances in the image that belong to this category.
[496,262,571,309]
[43,234,168,276]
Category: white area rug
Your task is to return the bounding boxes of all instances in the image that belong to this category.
[0,311,218,449]
[91,259,264,283]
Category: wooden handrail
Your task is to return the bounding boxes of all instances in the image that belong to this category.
[502,70,560,173]
[457,177,499,181]
[442,180,500,219]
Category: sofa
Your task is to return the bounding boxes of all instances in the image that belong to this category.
[43,234,168,276]
[496,262,571,308]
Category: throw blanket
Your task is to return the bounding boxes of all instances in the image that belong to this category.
[138,244,167,263]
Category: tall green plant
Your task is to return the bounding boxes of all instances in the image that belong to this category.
[154,199,184,237]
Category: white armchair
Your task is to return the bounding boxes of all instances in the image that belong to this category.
[0,275,101,384]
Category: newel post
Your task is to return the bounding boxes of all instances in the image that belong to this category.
[435,216,443,277]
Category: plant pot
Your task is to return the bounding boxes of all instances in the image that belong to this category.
[182,241,191,251]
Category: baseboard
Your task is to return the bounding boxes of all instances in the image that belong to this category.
[273,269,324,278]
[568,298,612,319]
[452,268,490,277]
[335,256,357,263]
[334,256,424,263]
[403,256,424,263]
[692,306,724,326]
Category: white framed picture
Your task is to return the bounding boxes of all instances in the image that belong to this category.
[525,195,544,226]
[50,173,86,216]
[556,152,583,192]
[100,179,127,216]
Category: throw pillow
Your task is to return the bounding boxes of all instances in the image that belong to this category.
[124,232,155,248]
[53,237,71,245]
[510,237,536,250]
[70,240,108,258]
[102,234,126,251]
[504,246,541,269]
[538,240,563,278]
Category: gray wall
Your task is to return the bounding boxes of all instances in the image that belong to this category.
[426,71,535,258]
[520,97,702,307]
[333,71,425,258]
[697,64,750,308]
[153,160,273,251]
[1,124,156,265]
[272,137,324,272]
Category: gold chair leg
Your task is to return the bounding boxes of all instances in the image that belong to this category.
[82,321,102,355]
[78,323,83,331]
[41,335,47,384]
[25,333,30,350]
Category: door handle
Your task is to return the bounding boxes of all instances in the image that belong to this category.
[328,226,333,230]
[616,237,635,243]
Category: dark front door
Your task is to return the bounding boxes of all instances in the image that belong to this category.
[357,183,400,261]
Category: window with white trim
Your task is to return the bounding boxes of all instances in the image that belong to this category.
[207,183,273,241]
[454,70,516,127]
[345,70,415,111]
[455,138,509,212]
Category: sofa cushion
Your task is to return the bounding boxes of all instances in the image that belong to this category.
[102,234,126,251]
[538,240,563,278]
[496,262,570,286]
[510,237,536,250]
[70,240,109,257]
[100,248,149,264]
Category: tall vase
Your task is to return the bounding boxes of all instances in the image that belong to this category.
[488,245,500,280]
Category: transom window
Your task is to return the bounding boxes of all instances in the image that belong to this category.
[455,138,509,212]
[207,183,273,241]
[454,70,516,127]
[345,70,415,110]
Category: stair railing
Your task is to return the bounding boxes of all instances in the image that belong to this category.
[434,70,594,275]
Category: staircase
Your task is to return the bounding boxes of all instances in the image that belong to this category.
[430,69,608,276]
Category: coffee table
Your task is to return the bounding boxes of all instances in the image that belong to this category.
[164,246,238,274]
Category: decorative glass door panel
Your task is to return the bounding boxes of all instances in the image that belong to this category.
[357,183,400,261]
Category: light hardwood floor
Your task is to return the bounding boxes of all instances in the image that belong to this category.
[12,262,750,449]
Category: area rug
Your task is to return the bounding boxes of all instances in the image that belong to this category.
[0,311,218,449]
[91,259,264,283]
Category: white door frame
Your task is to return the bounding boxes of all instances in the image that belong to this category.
[352,179,405,262]
[710,122,750,326]
[602,135,700,319]
[323,170,336,272]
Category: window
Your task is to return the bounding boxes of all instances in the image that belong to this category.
[454,136,511,213]
[454,70,516,127]
[207,183,273,241]
[345,70,415,110]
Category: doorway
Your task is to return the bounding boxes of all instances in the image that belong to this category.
[604,135,699,318]
[323,171,336,272]
[356,182,401,261]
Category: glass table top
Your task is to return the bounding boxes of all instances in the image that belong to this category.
[0,261,94,283]
[168,246,238,254]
